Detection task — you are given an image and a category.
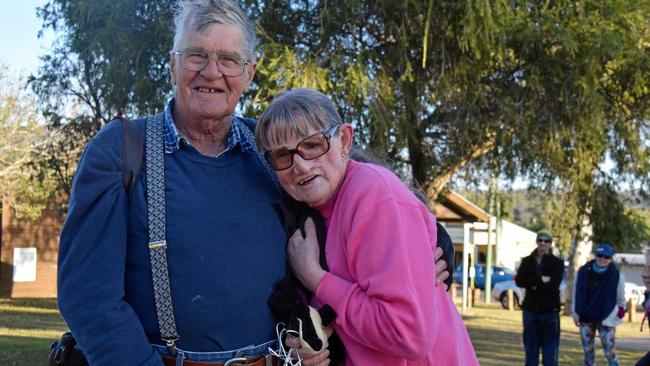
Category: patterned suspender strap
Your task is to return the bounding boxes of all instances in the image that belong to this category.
[145,114,180,353]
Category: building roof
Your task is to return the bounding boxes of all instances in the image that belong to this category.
[431,190,490,222]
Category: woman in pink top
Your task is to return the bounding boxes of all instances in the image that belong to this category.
[256,88,478,366]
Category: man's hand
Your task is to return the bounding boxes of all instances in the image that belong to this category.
[434,246,450,290]
[284,336,330,366]
[541,275,550,283]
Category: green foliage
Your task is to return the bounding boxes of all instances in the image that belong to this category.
[31,0,175,197]
[591,182,650,251]
[31,0,175,126]
[0,65,57,220]
[243,0,650,200]
[32,0,650,242]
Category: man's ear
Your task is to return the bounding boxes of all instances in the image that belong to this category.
[170,54,178,86]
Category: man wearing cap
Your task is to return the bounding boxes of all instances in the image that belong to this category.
[572,244,626,366]
[516,230,564,366]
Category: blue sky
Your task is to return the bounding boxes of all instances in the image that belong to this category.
[0,0,54,75]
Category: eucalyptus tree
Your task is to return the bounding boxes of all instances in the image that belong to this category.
[245,0,650,195]
[31,0,175,198]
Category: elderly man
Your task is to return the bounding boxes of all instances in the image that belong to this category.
[515,230,564,366]
[57,1,450,365]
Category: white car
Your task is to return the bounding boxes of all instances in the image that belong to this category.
[491,279,644,310]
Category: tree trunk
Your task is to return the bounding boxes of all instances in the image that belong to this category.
[426,138,496,201]
[563,213,592,316]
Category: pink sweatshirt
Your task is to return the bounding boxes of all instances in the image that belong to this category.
[313,160,478,366]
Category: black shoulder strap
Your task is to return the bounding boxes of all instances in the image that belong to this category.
[436,222,455,290]
[114,116,143,198]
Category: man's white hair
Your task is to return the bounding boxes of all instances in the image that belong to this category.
[172,0,257,61]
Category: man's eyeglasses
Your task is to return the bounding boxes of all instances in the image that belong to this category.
[172,48,249,77]
[537,239,552,244]
[596,254,612,260]
[264,124,342,171]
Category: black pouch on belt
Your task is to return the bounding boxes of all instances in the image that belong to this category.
[47,332,89,366]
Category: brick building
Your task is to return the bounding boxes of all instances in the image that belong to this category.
[0,199,62,297]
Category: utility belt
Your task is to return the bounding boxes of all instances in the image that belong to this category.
[154,340,278,366]
[48,333,279,366]
[162,355,278,366]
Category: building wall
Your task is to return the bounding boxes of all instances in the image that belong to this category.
[0,199,63,298]
[443,219,538,271]
[496,219,537,270]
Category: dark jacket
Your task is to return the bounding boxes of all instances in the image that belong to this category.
[515,249,564,313]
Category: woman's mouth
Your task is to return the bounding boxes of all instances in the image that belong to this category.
[298,175,318,186]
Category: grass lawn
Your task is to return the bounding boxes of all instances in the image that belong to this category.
[0,298,647,365]
[0,298,68,366]
[463,302,648,365]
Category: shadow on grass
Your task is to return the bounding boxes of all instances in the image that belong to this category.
[0,298,66,332]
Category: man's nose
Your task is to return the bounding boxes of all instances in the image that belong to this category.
[200,56,224,78]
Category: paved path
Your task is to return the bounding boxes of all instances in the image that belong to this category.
[617,336,650,351]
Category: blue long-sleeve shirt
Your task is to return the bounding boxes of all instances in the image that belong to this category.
[57,112,286,365]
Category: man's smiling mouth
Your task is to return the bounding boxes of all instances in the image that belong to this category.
[195,87,224,93]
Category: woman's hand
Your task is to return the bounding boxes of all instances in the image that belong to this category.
[288,217,327,292]
[434,246,450,290]
[284,336,331,366]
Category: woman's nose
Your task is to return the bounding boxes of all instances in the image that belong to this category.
[291,153,312,173]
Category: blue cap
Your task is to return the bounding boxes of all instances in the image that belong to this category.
[595,244,614,257]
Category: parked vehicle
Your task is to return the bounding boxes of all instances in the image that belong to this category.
[452,264,515,289]
[491,278,645,310]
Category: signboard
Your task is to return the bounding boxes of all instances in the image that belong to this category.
[13,247,37,282]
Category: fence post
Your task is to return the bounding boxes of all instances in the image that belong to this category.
[507,289,514,311]
[473,288,482,305]
[627,299,636,322]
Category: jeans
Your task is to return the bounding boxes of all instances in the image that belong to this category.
[523,311,560,366]
[152,339,277,365]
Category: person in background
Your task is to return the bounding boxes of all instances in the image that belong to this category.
[515,230,565,366]
[255,88,478,366]
[635,244,650,366]
[572,244,626,366]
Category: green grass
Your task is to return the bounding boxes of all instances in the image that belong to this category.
[0,298,647,365]
[463,303,648,365]
[0,298,68,366]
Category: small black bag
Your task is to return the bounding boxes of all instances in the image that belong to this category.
[47,332,88,366]
[48,116,143,366]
